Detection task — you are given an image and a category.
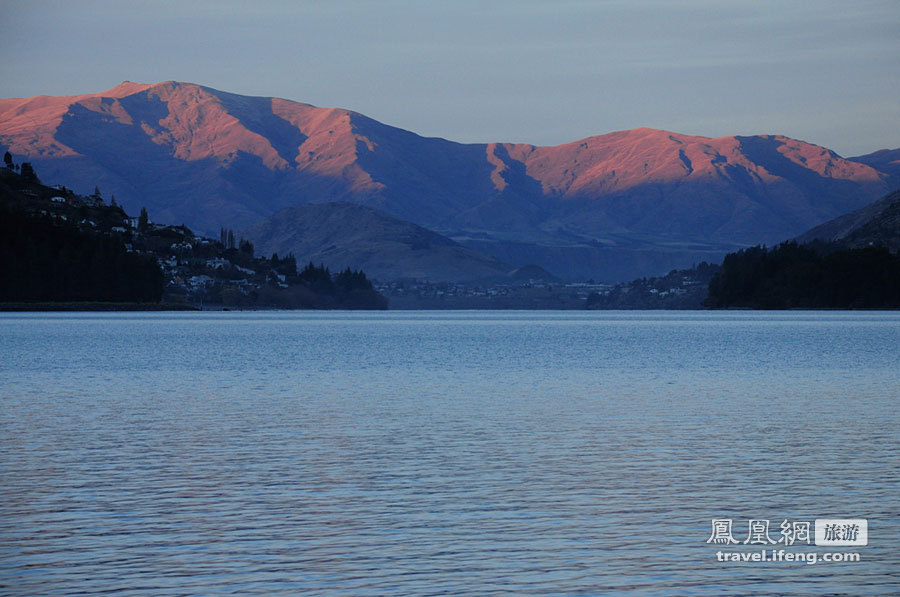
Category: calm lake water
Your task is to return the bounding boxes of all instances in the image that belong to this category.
[1,311,899,595]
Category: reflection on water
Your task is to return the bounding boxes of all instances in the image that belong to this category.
[1,311,899,594]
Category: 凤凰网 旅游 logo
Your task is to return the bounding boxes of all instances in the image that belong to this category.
[706,518,867,546]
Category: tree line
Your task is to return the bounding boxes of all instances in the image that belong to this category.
[0,206,163,303]
[706,241,900,309]
[217,262,387,309]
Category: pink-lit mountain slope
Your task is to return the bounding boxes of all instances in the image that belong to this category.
[1,81,894,281]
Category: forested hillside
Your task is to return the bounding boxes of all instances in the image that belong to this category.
[706,242,900,309]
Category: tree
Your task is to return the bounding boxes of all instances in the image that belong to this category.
[138,207,150,232]
[94,186,102,197]
[19,162,38,183]
[227,229,235,250]
[3,151,12,170]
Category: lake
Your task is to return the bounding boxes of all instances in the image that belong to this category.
[1,311,898,594]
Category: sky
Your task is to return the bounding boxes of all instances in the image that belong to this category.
[1,0,897,156]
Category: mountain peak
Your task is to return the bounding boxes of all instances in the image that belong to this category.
[101,81,157,97]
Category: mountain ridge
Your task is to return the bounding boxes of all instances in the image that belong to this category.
[2,80,896,281]
[797,189,900,252]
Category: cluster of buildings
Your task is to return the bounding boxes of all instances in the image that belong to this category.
[372,279,614,309]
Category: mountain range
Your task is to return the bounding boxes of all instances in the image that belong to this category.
[1,81,896,281]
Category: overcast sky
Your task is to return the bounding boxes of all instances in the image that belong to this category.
[1,0,897,156]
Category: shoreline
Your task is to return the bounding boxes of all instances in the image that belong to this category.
[0,302,200,312]
[2,303,898,312]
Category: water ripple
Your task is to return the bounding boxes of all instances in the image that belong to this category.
[1,311,899,594]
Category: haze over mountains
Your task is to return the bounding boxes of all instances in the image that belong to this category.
[1,81,896,281]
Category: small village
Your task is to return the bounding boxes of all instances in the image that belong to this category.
[373,279,611,309]
[372,268,716,309]
[1,166,385,309]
